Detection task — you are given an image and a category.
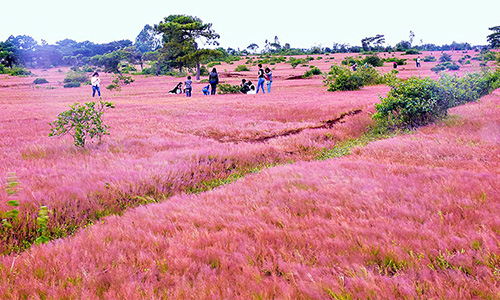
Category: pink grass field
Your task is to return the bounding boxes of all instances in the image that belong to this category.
[0,51,499,298]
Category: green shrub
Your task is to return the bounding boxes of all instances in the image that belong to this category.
[207,61,221,68]
[482,51,497,61]
[33,78,49,84]
[302,66,322,78]
[374,77,445,129]
[356,64,387,85]
[106,75,134,92]
[439,53,452,62]
[217,83,241,94]
[363,55,383,67]
[4,67,32,76]
[325,66,363,91]
[199,66,209,76]
[63,82,81,88]
[64,71,88,84]
[374,69,500,130]
[384,58,407,65]
[423,56,436,62]
[287,57,308,69]
[341,56,361,66]
[431,61,460,73]
[325,64,392,92]
[235,65,250,72]
[49,100,115,147]
[405,49,421,55]
[121,64,137,74]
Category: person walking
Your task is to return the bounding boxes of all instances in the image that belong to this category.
[265,67,273,93]
[185,76,193,97]
[256,64,265,94]
[208,68,219,95]
[91,72,101,98]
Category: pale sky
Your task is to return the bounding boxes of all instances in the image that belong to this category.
[1,0,498,49]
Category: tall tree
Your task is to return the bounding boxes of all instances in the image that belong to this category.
[487,26,500,48]
[247,43,259,53]
[361,34,384,52]
[7,35,39,67]
[409,30,415,47]
[0,40,19,68]
[135,24,162,53]
[154,15,221,79]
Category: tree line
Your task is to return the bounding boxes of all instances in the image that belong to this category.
[1,16,499,77]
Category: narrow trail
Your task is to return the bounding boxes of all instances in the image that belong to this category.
[213,109,363,143]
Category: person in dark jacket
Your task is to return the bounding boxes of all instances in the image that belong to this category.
[208,68,219,95]
[256,64,265,94]
[240,79,250,94]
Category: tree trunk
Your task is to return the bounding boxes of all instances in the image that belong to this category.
[196,62,201,81]
[156,62,161,76]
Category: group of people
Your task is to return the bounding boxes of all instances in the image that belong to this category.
[90,63,274,99]
[168,76,193,97]
[170,64,273,97]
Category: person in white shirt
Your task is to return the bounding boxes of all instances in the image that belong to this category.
[91,72,101,98]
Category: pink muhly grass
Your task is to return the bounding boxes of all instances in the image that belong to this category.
[0,63,384,253]
[0,52,497,298]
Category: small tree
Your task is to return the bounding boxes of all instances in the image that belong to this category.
[49,100,115,147]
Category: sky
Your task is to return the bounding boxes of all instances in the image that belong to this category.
[1,0,499,49]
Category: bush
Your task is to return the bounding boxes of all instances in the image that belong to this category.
[482,51,497,61]
[2,67,32,76]
[325,66,363,91]
[106,75,134,92]
[302,66,322,78]
[199,66,209,76]
[341,56,361,66]
[356,64,387,85]
[49,100,115,147]
[431,61,460,73]
[64,71,88,84]
[234,65,250,72]
[33,78,49,84]
[63,82,81,88]
[405,49,421,55]
[324,64,392,92]
[217,83,241,94]
[384,58,406,65]
[287,57,308,69]
[207,61,221,68]
[374,69,500,130]
[374,77,446,129]
[363,55,383,67]
[423,56,436,62]
[439,53,452,62]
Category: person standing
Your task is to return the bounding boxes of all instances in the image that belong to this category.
[416,56,421,67]
[256,64,265,94]
[91,72,101,98]
[265,67,273,93]
[208,68,219,95]
[185,76,193,97]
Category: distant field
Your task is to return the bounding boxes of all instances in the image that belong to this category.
[0,51,499,299]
